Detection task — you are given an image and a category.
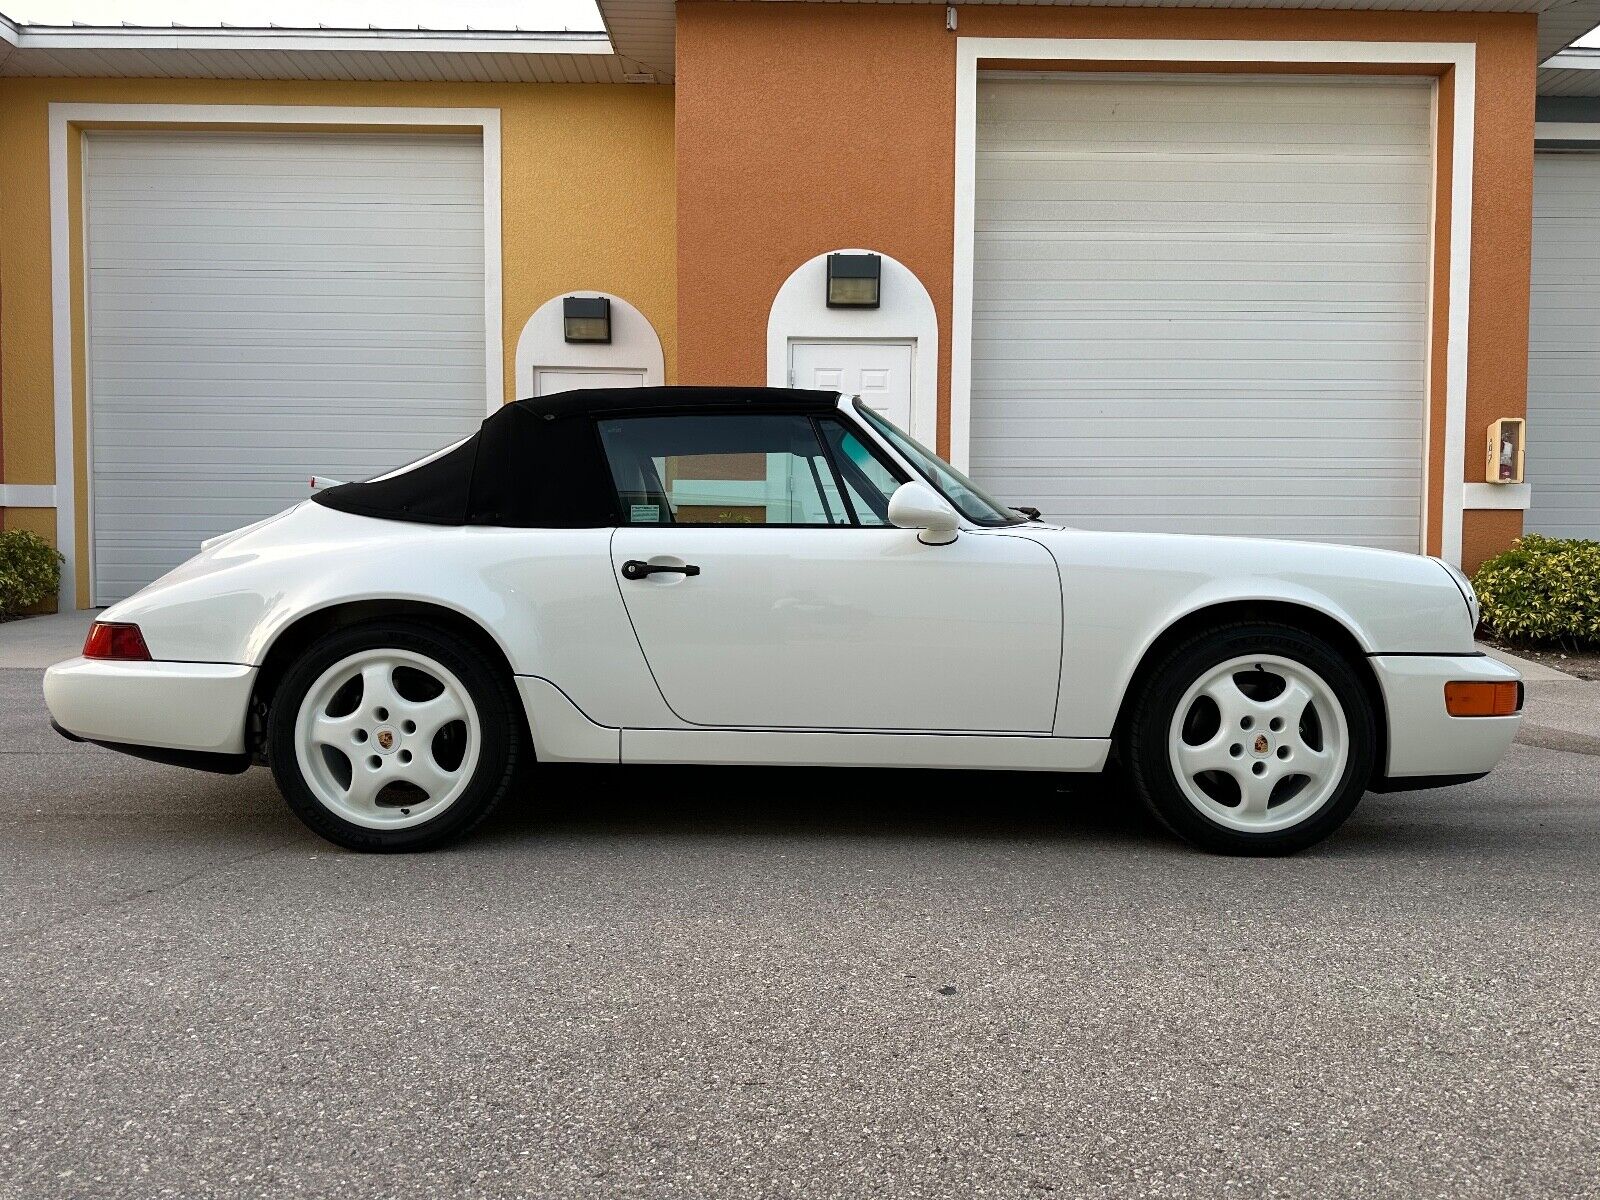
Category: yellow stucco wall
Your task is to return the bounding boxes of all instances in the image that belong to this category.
[0,76,676,607]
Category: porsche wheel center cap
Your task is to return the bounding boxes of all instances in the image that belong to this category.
[1250,733,1272,758]
[375,727,398,753]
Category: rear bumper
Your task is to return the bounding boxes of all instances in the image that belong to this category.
[43,657,256,757]
[1370,653,1522,782]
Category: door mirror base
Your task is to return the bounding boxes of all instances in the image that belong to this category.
[888,480,960,543]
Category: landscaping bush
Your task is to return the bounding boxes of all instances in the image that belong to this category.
[0,529,62,617]
[1472,533,1600,648]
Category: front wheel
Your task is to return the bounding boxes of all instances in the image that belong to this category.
[1124,623,1376,855]
[267,620,524,851]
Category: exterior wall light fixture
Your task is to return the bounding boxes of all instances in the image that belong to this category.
[563,295,612,343]
[826,253,881,309]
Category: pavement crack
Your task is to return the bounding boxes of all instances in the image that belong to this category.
[0,837,299,952]
[1516,725,1600,757]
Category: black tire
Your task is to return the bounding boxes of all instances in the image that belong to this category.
[1123,622,1377,855]
[267,619,524,852]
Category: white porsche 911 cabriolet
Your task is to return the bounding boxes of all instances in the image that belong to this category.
[44,386,1521,855]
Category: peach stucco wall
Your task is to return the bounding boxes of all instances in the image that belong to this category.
[675,1,1538,569]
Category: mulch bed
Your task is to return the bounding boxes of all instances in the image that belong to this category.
[1485,639,1600,681]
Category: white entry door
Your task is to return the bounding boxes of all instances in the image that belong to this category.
[790,341,913,429]
[533,368,645,396]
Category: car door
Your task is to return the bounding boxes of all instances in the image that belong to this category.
[599,409,1063,733]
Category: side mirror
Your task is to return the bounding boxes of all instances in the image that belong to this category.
[887,481,960,545]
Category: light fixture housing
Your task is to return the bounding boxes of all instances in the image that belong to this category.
[826,253,881,309]
[563,295,612,344]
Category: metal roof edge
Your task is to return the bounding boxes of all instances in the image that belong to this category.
[0,20,613,57]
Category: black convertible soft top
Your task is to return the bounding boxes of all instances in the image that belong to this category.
[313,386,841,528]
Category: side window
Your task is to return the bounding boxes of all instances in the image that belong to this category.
[819,420,902,526]
[597,413,853,526]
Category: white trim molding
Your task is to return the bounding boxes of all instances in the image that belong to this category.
[766,249,940,443]
[1463,482,1532,510]
[0,484,58,508]
[48,102,503,607]
[1535,120,1600,141]
[951,37,1477,563]
[11,24,608,57]
[515,291,665,398]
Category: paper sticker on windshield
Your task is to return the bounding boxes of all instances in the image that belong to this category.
[630,504,661,524]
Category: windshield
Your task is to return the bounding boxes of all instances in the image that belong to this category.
[853,401,1023,527]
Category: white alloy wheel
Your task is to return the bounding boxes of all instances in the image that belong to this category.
[1166,654,1350,834]
[293,648,482,831]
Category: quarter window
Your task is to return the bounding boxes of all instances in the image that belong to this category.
[598,413,856,526]
[818,420,901,526]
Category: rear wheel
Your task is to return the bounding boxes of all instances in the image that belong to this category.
[267,621,523,851]
[1124,623,1376,855]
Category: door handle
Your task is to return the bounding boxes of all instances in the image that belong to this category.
[621,559,701,581]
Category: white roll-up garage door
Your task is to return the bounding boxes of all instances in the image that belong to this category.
[971,75,1432,551]
[84,131,487,604]
[1528,151,1600,539]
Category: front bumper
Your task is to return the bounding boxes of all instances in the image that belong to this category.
[1370,653,1522,781]
[43,657,257,757]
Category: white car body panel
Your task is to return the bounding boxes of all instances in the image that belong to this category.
[43,658,256,754]
[609,526,1062,731]
[1370,653,1521,778]
[100,512,677,731]
[1037,529,1478,738]
[622,728,1109,773]
[516,676,621,764]
[44,394,1518,788]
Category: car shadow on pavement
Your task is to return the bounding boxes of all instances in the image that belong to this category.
[458,762,1579,862]
[469,763,1158,850]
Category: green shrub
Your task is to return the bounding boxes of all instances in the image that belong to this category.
[1473,533,1600,648]
[0,529,62,616]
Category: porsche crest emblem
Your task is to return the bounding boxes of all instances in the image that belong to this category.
[1253,735,1270,756]
[376,729,395,751]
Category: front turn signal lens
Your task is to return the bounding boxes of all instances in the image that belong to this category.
[1444,680,1522,717]
[83,621,151,661]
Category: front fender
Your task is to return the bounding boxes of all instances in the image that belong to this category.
[1028,529,1474,738]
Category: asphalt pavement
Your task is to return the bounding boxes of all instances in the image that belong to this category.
[1,658,1597,1199]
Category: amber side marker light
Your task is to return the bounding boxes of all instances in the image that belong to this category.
[83,622,152,662]
[1444,681,1522,717]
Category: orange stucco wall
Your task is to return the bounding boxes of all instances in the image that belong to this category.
[676,1,1537,570]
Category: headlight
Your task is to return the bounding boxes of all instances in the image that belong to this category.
[1433,557,1480,630]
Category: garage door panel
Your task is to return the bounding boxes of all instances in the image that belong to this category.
[971,75,1430,550]
[978,160,1430,193]
[94,244,482,274]
[97,344,483,372]
[975,360,1422,387]
[974,234,1427,264]
[973,319,1423,345]
[86,131,487,604]
[972,335,1423,364]
[89,203,486,232]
